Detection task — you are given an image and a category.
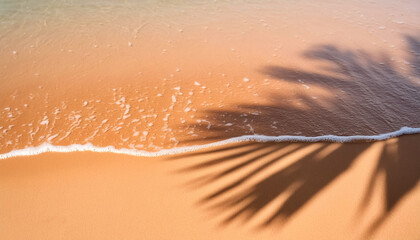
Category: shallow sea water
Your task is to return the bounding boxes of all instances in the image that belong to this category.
[0,0,420,154]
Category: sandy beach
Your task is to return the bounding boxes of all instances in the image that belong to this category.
[1,0,420,239]
[1,134,420,240]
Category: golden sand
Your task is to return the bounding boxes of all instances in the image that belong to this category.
[1,134,420,240]
[1,1,420,239]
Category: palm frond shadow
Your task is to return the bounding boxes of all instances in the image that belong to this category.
[172,35,420,235]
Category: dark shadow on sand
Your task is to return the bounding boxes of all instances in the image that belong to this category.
[172,35,420,236]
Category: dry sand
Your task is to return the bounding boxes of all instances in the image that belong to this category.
[1,134,419,240]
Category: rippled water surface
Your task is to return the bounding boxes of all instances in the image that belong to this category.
[1,0,419,154]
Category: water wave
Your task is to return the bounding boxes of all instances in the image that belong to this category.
[1,126,419,159]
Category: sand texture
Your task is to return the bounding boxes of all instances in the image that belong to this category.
[1,134,420,240]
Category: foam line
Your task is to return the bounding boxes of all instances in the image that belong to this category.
[1,126,420,159]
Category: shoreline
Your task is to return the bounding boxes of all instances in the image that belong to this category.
[2,126,420,159]
[1,134,419,239]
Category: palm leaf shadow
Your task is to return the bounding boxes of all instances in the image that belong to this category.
[172,35,420,235]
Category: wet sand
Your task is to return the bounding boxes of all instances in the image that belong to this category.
[1,134,420,240]
[1,0,420,153]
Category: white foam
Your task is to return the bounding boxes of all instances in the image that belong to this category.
[1,127,419,159]
[40,116,49,125]
[47,134,59,142]
[122,105,131,119]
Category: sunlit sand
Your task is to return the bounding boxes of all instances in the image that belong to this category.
[1,0,419,239]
